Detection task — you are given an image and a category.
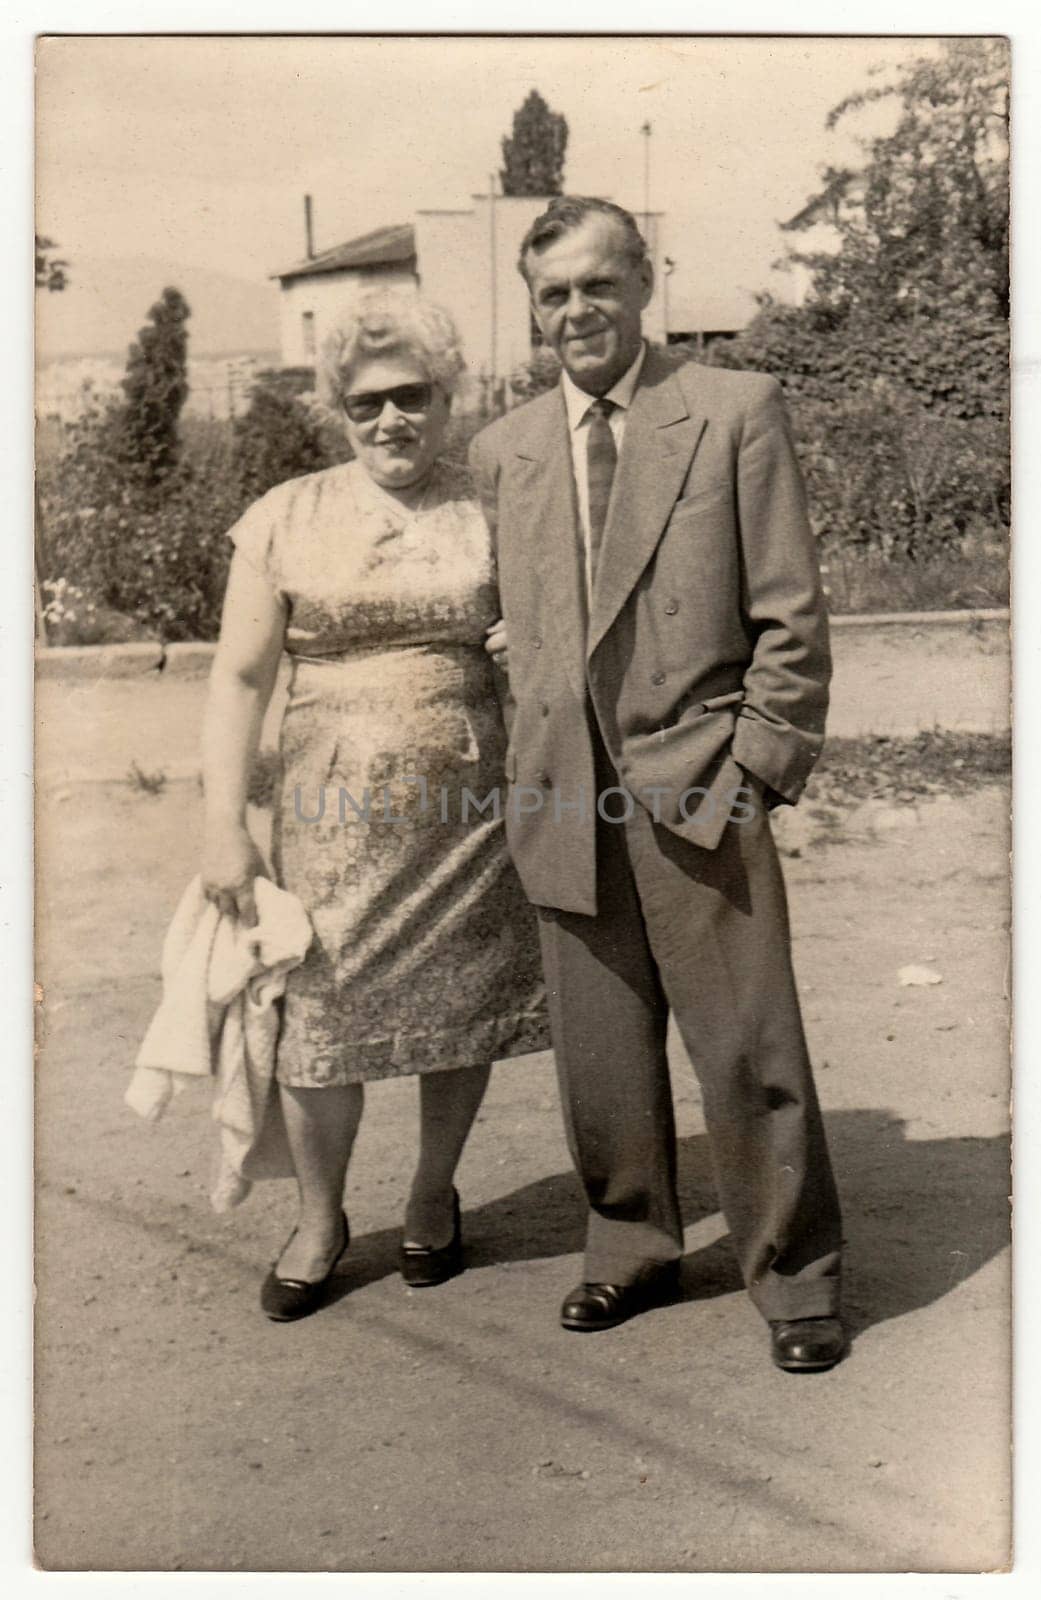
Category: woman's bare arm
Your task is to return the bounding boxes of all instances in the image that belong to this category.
[201,551,287,924]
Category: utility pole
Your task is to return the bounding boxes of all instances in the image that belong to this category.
[640,122,652,237]
[663,255,676,343]
[488,173,498,406]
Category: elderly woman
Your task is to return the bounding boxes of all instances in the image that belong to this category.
[200,291,546,1320]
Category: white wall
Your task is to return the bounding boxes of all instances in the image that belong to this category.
[277,266,418,367]
[277,200,668,398]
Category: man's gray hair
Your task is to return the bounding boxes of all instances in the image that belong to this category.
[517,196,649,284]
[318,288,466,408]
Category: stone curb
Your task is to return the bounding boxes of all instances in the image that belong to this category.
[35,641,164,679]
[161,642,220,676]
[35,607,1011,680]
[827,608,1008,629]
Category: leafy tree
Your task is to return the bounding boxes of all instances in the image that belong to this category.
[785,39,1008,323]
[714,40,1009,559]
[740,39,1009,421]
[35,234,69,292]
[112,287,192,488]
[500,90,568,196]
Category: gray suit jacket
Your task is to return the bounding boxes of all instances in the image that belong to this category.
[469,346,830,915]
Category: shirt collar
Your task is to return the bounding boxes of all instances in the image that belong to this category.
[561,341,648,433]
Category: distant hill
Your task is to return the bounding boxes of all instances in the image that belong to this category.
[36,255,281,362]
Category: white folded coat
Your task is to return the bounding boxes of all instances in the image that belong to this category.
[127,876,312,1210]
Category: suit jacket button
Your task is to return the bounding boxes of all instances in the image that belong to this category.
[532,635,543,649]
[651,670,666,686]
[664,599,679,615]
[540,701,550,716]
[536,770,551,787]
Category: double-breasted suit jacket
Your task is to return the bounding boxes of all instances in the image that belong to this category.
[468,345,831,915]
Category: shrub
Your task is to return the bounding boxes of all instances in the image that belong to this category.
[719,294,1009,423]
[821,540,1007,614]
[787,388,1009,560]
[232,378,329,505]
[37,366,356,642]
[37,385,246,641]
[39,578,155,645]
[509,347,561,402]
[112,467,246,640]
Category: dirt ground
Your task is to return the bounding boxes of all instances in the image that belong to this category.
[33,648,1011,1573]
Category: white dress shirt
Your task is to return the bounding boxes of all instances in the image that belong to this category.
[561,341,648,599]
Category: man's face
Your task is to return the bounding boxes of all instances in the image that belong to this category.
[525,214,653,395]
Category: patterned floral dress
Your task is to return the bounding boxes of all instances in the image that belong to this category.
[228,459,549,1087]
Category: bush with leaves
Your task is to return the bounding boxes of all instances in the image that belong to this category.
[508,347,561,403]
[37,355,360,641]
[36,287,225,639]
[787,388,1008,561]
[37,388,246,640]
[716,290,1008,422]
[231,368,341,505]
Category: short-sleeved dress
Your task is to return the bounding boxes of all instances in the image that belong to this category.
[228,459,549,1087]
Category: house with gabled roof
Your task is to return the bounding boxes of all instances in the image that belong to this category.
[273,222,419,367]
[272,196,754,402]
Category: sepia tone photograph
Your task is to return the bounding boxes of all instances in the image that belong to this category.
[33,30,1012,1575]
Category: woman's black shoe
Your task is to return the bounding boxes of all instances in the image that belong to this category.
[260,1212,350,1322]
[399,1189,463,1287]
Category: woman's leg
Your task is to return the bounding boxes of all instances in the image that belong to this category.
[276,1083,364,1280]
[404,1063,492,1246]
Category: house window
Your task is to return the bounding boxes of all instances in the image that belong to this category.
[301,311,316,360]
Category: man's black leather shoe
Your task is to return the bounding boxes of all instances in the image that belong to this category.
[560,1263,680,1332]
[770,1316,846,1371]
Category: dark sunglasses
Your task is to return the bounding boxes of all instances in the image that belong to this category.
[341,382,435,424]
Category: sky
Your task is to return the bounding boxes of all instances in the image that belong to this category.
[35,34,931,335]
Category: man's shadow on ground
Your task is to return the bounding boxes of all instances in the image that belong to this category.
[328,1108,1009,1338]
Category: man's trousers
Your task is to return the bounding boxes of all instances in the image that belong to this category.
[535,725,842,1322]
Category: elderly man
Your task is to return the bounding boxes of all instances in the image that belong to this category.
[470,196,844,1371]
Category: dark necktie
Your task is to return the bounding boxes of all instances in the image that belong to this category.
[585,397,617,587]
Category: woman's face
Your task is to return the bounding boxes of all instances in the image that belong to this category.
[340,354,450,492]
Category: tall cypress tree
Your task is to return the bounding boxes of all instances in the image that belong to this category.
[500,90,568,196]
[116,287,191,488]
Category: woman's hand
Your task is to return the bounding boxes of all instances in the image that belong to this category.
[201,826,268,926]
[484,617,508,671]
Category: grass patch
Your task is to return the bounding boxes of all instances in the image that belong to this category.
[822,542,1008,614]
[808,730,1010,807]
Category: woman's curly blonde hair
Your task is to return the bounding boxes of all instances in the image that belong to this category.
[317,287,467,409]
